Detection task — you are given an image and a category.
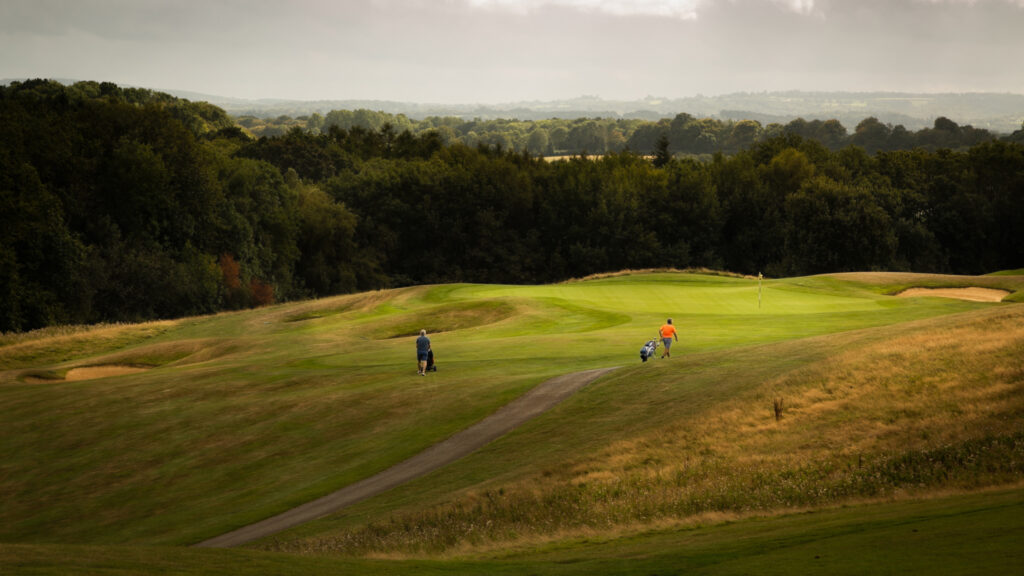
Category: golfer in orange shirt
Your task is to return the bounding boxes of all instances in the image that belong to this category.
[659,318,679,358]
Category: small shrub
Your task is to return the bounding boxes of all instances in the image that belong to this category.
[250,279,275,307]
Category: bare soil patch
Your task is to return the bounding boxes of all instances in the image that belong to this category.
[896,287,1009,302]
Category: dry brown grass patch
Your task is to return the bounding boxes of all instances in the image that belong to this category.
[563,268,756,283]
[517,306,1024,533]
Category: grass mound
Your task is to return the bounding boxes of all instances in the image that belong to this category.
[14,338,239,383]
[368,300,517,339]
[0,320,177,371]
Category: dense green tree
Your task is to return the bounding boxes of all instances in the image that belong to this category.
[816,119,848,150]
[626,121,669,155]
[663,159,721,266]
[567,120,607,154]
[727,120,762,151]
[1006,122,1024,144]
[967,141,1024,269]
[0,158,88,331]
[548,124,570,152]
[763,147,816,194]
[783,118,811,139]
[526,127,551,155]
[250,105,1008,155]
[784,177,897,274]
[651,133,672,168]
[237,127,348,181]
[290,178,360,294]
[851,117,892,153]
[219,156,299,294]
[3,79,1023,332]
[712,152,771,274]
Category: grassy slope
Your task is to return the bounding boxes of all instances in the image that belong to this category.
[986,268,1024,276]
[824,271,1024,301]
[3,488,1021,575]
[1,272,1021,573]
[269,298,1024,557]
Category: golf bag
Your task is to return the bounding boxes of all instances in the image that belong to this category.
[426,349,438,372]
[640,339,658,362]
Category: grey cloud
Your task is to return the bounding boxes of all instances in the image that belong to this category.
[1,0,1021,101]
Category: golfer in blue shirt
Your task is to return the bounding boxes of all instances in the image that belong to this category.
[416,329,431,376]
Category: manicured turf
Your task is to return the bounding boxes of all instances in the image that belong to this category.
[1,271,1021,574]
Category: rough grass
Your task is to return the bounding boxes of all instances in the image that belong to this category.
[987,268,1024,276]
[563,267,756,282]
[826,271,1024,301]
[0,320,178,370]
[4,487,1022,575]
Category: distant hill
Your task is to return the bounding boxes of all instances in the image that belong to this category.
[192,91,1024,134]
[3,79,1021,132]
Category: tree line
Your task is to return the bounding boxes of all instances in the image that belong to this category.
[2,79,1023,332]
[239,108,1024,157]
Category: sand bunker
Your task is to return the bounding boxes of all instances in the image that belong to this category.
[24,364,151,383]
[64,365,150,381]
[896,287,1009,302]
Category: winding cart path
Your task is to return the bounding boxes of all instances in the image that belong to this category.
[195,366,617,548]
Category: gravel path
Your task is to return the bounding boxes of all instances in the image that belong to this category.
[195,366,617,548]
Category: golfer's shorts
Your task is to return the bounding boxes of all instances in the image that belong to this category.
[662,338,673,349]
[418,352,429,362]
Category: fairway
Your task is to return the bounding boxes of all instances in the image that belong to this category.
[1,271,1022,574]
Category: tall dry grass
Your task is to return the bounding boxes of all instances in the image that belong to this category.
[272,306,1024,558]
[562,268,756,283]
[0,321,178,371]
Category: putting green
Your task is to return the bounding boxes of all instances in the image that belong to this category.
[442,273,985,356]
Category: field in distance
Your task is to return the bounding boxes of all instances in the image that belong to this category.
[2,270,1022,574]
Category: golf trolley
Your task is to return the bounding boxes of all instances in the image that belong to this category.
[639,338,659,362]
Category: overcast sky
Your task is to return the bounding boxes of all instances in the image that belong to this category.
[2,0,1022,103]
